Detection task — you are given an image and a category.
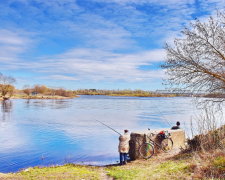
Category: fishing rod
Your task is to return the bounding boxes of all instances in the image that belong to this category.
[95,119,122,135]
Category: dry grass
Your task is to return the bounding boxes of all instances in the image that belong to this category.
[187,125,225,152]
[188,150,225,179]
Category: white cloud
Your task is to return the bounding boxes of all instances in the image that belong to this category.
[62,12,137,51]
[0,29,33,62]
[20,48,166,82]
[92,0,225,7]
[42,75,78,81]
[92,0,191,4]
[0,47,166,82]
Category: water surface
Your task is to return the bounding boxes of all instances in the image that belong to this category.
[0,95,197,172]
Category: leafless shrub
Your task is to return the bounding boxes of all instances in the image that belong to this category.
[187,105,225,151]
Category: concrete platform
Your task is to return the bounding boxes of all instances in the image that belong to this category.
[129,129,185,160]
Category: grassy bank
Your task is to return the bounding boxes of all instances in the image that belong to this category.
[1,150,224,180]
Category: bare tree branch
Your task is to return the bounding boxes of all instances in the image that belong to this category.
[162,11,225,102]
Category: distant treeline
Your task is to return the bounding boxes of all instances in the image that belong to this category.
[74,89,178,97]
[19,87,225,98]
[3,83,225,100]
[21,85,75,97]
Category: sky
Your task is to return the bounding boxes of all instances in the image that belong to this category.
[0,0,224,90]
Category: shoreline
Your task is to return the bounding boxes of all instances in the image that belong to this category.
[1,149,224,179]
[0,150,177,175]
[0,162,118,174]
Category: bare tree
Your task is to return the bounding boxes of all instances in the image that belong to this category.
[0,73,16,99]
[23,85,32,96]
[162,12,225,99]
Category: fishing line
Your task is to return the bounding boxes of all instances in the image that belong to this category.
[95,119,122,135]
[154,105,173,127]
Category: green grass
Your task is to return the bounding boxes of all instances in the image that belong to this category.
[1,160,191,180]
[106,166,141,180]
[3,164,101,180]
[106,160,191,180]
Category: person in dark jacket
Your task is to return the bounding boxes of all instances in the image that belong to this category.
[171,121,180,130]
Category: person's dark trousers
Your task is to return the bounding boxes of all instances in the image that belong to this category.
[120,153,128,165]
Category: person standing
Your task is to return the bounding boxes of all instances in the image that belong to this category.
[171,121,181,130]
[118,129,130,165]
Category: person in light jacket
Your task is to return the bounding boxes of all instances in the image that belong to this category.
[118,129,130,165]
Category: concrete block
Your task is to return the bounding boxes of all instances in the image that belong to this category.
[129,129,185,160]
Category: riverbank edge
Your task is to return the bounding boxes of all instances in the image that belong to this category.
[1,149,225,180]
[0,154,187,180]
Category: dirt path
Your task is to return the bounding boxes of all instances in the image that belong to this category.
[99,167,113,180]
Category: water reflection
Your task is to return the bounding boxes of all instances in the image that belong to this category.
[1,100,13,122]
[1,100,12,113]
[24,99,72,109]
[0,96,202,173]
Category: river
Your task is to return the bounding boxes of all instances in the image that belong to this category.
[0,95,198,172]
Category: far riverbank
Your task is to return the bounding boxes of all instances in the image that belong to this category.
[0,94,78,101]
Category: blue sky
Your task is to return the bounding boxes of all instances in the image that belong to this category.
[0,0,224,90]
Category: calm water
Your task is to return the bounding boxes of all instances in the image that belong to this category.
[0,95,197,172]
